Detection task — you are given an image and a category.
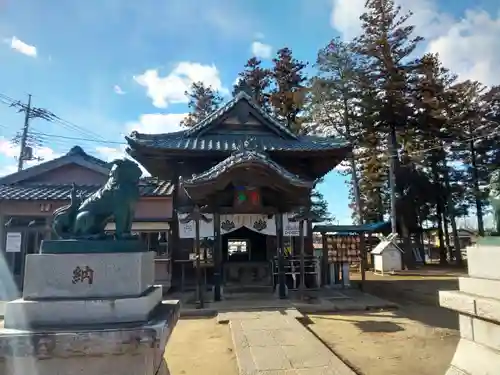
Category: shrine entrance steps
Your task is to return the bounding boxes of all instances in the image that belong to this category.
[224,284,274,294]
[219,308,356,375]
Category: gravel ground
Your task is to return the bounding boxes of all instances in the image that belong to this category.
[307,270,461,375]
[165,317,238,375]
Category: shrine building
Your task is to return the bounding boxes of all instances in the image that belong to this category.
[126,90,351,300]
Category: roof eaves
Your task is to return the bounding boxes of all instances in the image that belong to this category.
[184,150,313,188]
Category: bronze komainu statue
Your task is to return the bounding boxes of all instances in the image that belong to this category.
[52,158,143,240]
[489,169,500,235]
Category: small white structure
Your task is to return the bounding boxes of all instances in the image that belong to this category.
[371,235,403,275]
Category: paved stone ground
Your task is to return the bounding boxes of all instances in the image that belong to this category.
[221,309,356,375]
[173,289,397,318]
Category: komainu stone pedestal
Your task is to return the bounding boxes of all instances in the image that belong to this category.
[0,251,180,375]
[440,240,500,375]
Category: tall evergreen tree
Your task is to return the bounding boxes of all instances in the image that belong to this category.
[308,38,368,223]
[233,57,271,109]
[269,47,309,133]
[180,81,223,128]
[353,0,424,268]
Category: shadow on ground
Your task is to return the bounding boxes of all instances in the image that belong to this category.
[353,275,460,330]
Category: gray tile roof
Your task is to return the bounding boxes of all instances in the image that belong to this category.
[0,179,173,201]
[127,131,348,153]
[185,91,298,139]
[184,151,313,188]
[126,92,349,153]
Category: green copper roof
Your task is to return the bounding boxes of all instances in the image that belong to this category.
[183,150,314,188]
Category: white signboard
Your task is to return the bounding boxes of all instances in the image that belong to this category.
[282,213,307,237]
[6,232,22,253]
[178,213,214,239]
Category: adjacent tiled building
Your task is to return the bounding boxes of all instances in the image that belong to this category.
[0,146,173,293]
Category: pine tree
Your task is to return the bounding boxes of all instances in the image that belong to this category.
[353,0,424,268]
[310,177,331,220]
[233,57,271,109]
[180,81,223,128]
[269,47,309,133]
[309,38,368,223]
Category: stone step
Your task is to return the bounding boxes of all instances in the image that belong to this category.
[4,286,163,329]
[224,285,274,294]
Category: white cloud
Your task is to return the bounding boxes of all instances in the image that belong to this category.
[126,113,188,134]
[113,85,126,95]
[254,32,265,40]
[427,10,500,86]
[95,144,150,176]
[134,62,228,108]
[251,41,273,59]
[329,0,500,86]
[0,138,62,177]
[10,36,37,57]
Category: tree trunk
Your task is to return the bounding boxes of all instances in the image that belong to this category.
[470,140,485,236]
[442,210,451,259]
[344,102,364,226]
[443,162,463,265]
[435,195,447,265]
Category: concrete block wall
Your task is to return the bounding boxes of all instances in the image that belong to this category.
[440,244,500,375]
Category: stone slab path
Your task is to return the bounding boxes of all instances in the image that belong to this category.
[222,309,356,375]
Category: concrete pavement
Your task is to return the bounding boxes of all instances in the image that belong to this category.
[222,309,356,375]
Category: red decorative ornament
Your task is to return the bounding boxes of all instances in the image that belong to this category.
[249,190,259,204]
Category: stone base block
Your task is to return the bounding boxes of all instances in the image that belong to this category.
[446,338,500,375]
[4,286,163,329]
[0,300,180,375]
[40,239,144,254]
[22,251,155,300]
[467,241,500,281]
[439,290,500,324]
[459,276,500,300]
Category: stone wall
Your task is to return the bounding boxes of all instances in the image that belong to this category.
[440,242,500,374]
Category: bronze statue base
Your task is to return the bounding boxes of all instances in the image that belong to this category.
[40,239,144,254]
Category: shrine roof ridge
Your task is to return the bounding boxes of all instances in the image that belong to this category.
[184,91,298,139]
[183,150,314,188]
[126,131,349,153]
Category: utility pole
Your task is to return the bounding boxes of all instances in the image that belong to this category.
[17,94,32,171]
[9,94,57,171]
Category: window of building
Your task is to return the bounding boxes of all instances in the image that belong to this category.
[227,239,250,261]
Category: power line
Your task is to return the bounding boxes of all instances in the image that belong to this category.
[30,131,126,145]
[0,92,107,144]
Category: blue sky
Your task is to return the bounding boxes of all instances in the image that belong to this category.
[0,0,499,225]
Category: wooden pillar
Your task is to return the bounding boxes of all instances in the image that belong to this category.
[275,213,286,299]
[321,233,329,286]
[359,231,366,291]
[194,207,204,308]
[213,211,222,301]
[0,214,5,254]
[170,166,180,287]
[298,220,305,299]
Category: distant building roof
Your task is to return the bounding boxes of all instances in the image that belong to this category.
[313,222,391,234]
[0,146,173,200]
[0,179,173,200]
